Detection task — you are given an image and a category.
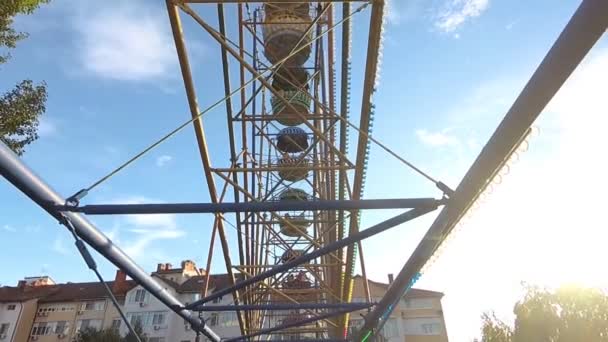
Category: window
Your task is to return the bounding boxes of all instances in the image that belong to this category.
[31,322,51,336]
[422,323,442,334]
[348,319,364,337]
[128,313,145,326]
[403,318,442,335]
[403,298,434,309]
[55,321,68,334]
[131,289,147,303]
[111,319,121,330]
[381,318,399,338]
[0,323,10,335]
[209,313,219,326]
[82,301,105,311]
[152,312,165,325]
[126,311,168,327]
[220,312,238,327]
[7,304,16,310]
[77,319,102,332]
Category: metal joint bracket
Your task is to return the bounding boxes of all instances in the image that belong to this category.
[65,188,89,207]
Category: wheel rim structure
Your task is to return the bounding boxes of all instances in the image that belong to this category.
[165,1,387,340]
[1,1,605,342]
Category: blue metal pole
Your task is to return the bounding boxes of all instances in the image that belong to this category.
[192,302,374,312]
[224,307,361,342]
[0,141,220,341]
[185,205,439,310]
[57,198,441,215]
[354,0,608,340]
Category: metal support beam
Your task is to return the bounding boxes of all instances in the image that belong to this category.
[185,204,440,309]
[192,302,374,312]
[355,0,608,340]
[165,1,246,334]
[225,307,361,342]
[341,0,385,333]
[184,0,366,3]
[0,141,221,342]
[262,340,349,342]
[58,198,442,215]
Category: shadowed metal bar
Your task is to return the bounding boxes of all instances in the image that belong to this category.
[0,141,221,342]
[354,0,608,340]
[185,204,439,310]
[192,302,374,312]
[262,340,349,342]
[165,1,246,335]
[225,307,361,342]
[184,0,365,3]
[57,198,442,215]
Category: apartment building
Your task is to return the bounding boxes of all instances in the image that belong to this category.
[120,260,241,342]
[0,277,58,342]
[30,271,135,341]
[349,275,449,342]
[2,263,448,342]
[0,273,135,342]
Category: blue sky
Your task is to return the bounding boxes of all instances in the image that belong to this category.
[1,0,607,340]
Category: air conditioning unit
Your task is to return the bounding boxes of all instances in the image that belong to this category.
[139,302,147,307]
[76,310,84,315]
[153,325,161,331]
[185,325,191,331]
[30,336,38,341]
[57,333,66,339]
[0,334,7,340]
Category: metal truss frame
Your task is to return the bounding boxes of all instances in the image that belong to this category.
[0,1,606,342]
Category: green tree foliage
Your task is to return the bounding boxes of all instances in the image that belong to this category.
[122,321,146,342]
[480,312,512,342]
[1,0,49,63]
[74,328,121,342]
[72,321,146,342]
[480,286,608,342]
[0,80,47,154]
[0,0,49,155]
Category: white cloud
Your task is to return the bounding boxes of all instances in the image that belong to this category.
[435,0,489,33]
[416,129,460,147]
[2,225,17,232]
[107,196,185,260]
[75,3,177,81]
[156,155,173,167]
[385,0,402,25]
[38,117,58,137]
[123,228,184,259]
[384,0,426,26]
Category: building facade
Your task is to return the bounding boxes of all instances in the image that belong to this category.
[1,263,448,342]
[349,275,449,342]
[120,260,241,342]
[0,273,134,342]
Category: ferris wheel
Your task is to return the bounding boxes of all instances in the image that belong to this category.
[1,0,606,341]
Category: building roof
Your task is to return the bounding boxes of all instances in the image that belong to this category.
[179,274,239,293]
[353,275,444,298]
[0,279,137,304]
[152,275,181,290]
[0,285,58,303]
[40,280,137,303]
